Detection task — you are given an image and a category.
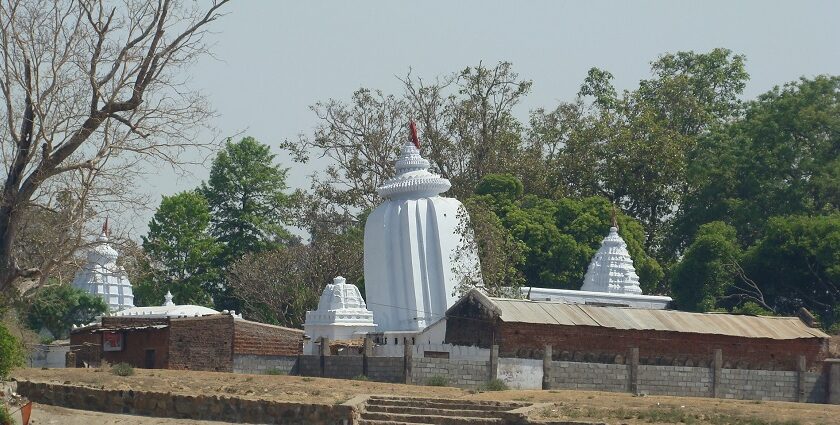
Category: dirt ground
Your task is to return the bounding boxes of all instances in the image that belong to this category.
[11,368,840,425]
[25,404,228,425]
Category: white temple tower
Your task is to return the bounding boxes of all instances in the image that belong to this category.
[580,220,643,295]
[303,276,376,353]
[364,124,481,333]
[72,221,135,311]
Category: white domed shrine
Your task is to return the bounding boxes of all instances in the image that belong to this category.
[113,290,221,318]
[523,212,671,309]
[303,276,376,353]
[71,221,135,312]
[580,224,642,295]
[364,123,481,333]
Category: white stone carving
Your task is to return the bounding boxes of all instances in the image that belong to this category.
[364,140,481,332]
[580,226,643,295]
[303,276,376,354]
[71,230,134,312]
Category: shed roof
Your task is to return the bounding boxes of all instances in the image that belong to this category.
[454,289,829,340]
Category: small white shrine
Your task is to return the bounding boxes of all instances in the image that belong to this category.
[364,124,481,334]
[523,215,671,309]
[303,276,376,354]
[71,221,135,312]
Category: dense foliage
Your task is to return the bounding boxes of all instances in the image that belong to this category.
[0,322,25,378]
[26,285,108,338]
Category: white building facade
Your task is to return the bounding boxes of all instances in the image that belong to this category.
[71,228,135,312]
[303,276,376,354]
[363,139,481,333]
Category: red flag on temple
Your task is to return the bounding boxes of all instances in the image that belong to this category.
[409,121,420,149]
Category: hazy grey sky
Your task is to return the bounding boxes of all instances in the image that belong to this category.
[132,0,840,237]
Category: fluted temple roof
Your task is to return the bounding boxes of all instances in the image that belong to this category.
[376,142,451,199]
[580,226,643,295]
[72,230,134,312]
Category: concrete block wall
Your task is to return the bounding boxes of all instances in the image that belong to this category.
[298,355,322,376]
[323,356,364,379]
[410,357,490,388]
[803,372,828,403]
[638,365,712,397]
[233,354,297,375]
[718,369,798,401]
[366,357,404,383]
[550,361,627,392]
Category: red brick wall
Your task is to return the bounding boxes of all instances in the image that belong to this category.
[69,329,102,367]
[101,327,170,369]
[495,322,828,371]
[168,315,234,372]
[233,320,303,356]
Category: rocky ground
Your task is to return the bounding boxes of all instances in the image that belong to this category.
[9,368,840,424]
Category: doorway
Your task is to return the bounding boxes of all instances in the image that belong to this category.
[144,349,156,369]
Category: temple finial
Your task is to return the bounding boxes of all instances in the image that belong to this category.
[102,217,110,236]
[611,204,618,229]
[408,121,420,149]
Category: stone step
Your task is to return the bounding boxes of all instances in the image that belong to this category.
[365,404,505,418]
[367,397,522,411]
[360,412,504,425]
[359,421,436,425]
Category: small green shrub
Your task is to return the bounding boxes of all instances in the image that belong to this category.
[480,378,509,391]
[0,323,25,378]
[301,377,314,382]
[351,374,370,381]
[0,402,13,425]
[425,375,448,386]
[264,368,287,375]
[110,362,134,377]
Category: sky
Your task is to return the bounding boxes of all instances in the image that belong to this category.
[129,0,840,238]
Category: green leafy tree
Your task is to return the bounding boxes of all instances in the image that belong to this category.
[468,174,663,293]
[674,76,840,251]
[743,214,840,329]
[0,322,24,378]
[529,49,748,253]
[671,222,742,312]
[26,285,107,338]
[202,137,295,259]
[137,192,221,306]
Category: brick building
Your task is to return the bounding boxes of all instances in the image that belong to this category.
[70,313,303,372]
[446,289,830,371]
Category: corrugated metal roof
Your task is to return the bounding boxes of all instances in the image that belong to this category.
[488,297,829,340]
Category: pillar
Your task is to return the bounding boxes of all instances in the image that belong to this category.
[403,342,413,384]
[712,348,723,398]
[542,345,552,390]
[490,344,499,381]
[797,355,807,403]
[362,336,372,377]
[628,347,639,394]
[827,359,840,404]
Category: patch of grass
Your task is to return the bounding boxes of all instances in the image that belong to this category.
[0,402,13,425]
[425,375,448,386]
[538,404,802,425]
[110,362,134,377]
[301,377,314,382]
[264,368,287,376]
[479,378,509,391]
[351,374,370,381]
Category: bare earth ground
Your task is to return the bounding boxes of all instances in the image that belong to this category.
[11,368,840,425]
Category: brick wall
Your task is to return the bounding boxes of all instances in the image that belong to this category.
[168,315,234,372]
[550,361,628,392]
[233,320,303,357]
[637,365,712,397]
[102,327,170,369]
[410,357,490,388]
[69,329,101,367]
[494,322,826,371]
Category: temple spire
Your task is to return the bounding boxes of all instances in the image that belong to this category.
[102,217,110,237]
[408,121,420,149]
[611,204,618,229]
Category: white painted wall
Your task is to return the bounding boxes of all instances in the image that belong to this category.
[497,357,543,389]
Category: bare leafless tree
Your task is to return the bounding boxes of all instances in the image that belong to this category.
[0,0,230,294]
